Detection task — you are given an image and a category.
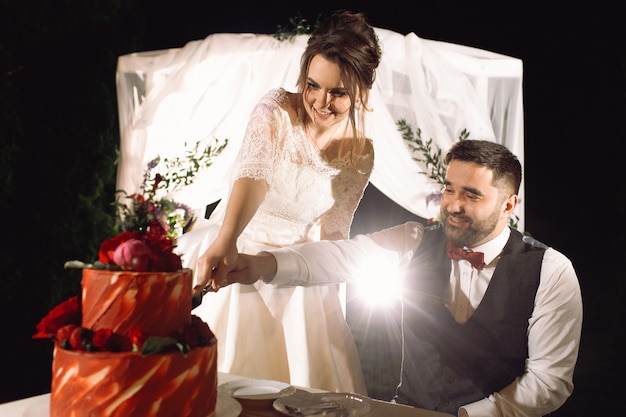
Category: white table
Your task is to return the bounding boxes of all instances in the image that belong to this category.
[0,372,454,417]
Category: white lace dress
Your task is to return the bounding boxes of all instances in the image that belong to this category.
[176,88,373,394]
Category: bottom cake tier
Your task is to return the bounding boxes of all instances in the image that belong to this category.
[50,342,218,417]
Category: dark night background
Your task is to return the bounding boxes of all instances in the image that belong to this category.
[1,1,624,416]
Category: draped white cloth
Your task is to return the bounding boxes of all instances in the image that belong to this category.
[115,27,524,229]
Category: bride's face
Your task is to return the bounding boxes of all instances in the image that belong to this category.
[302,54,352,130]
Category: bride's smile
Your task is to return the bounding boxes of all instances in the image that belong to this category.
[303,54,352,133]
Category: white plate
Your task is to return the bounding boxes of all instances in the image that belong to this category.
[273,391,371,417]
[216,394,243,417]
[23,393,241,417]
[218,378,296,400]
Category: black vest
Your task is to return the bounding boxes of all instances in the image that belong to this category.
[394,223,546,414]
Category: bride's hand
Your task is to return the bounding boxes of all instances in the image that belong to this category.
[193,239,238,294]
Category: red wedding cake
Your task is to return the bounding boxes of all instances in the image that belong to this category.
[33,144,228,417]
[37,268,218,417]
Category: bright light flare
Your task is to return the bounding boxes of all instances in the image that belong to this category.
[352,260,403,307]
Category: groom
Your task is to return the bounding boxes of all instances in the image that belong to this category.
[216,139,582,417]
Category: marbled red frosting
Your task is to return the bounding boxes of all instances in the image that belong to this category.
[81,269,192,337]
[50,268,217,417]
[50,343,217,417]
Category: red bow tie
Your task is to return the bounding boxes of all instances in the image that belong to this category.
[447,242,485,270]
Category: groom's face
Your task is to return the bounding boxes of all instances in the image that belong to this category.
[440,160,510,247]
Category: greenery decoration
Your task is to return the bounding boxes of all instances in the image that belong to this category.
[63,138,228,275]
[116,139,228,240]
[141,139,229,194]
[273,14,322,41]
[398,119,469,187]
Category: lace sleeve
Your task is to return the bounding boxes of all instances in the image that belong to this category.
[233,90,283,181]
[320,142,374,239]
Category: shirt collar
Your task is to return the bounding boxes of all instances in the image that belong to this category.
[469,227,510,266]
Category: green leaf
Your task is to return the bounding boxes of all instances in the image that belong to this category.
[141,336,188,356]
[64,260,92,269]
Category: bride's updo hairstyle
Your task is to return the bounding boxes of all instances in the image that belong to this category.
[297,10,383,142]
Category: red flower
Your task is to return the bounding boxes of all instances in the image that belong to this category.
[150,251,183,273]
[94,219,182,272]
[152,173,163,193]
[98,231,141,264]
[143,220,172,251]
[33,296,81,339]
[131,194,157,218]
[142,220,182,271]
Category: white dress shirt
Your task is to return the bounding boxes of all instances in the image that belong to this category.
[447,227,511,323]
[268,222,583,417]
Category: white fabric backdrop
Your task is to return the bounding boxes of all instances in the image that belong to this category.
[115,27,524,230]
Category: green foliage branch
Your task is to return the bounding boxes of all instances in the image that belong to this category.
[115,138,228,239]
[274,14,322,41]
[142,139,229,195]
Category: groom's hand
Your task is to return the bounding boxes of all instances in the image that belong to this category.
[220,252,278,287]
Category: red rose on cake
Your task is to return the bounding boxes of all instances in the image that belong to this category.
[32,296,81,340]
[97,223,182,273]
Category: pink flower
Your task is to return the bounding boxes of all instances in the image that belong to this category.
[98,231,140,264]
[112,239,152,272]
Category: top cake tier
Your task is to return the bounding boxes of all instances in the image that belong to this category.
[81,268,193,337]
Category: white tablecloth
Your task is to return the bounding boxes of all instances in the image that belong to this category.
[0,372,454,417]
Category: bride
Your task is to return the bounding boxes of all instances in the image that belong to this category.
[175,10,382,394]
